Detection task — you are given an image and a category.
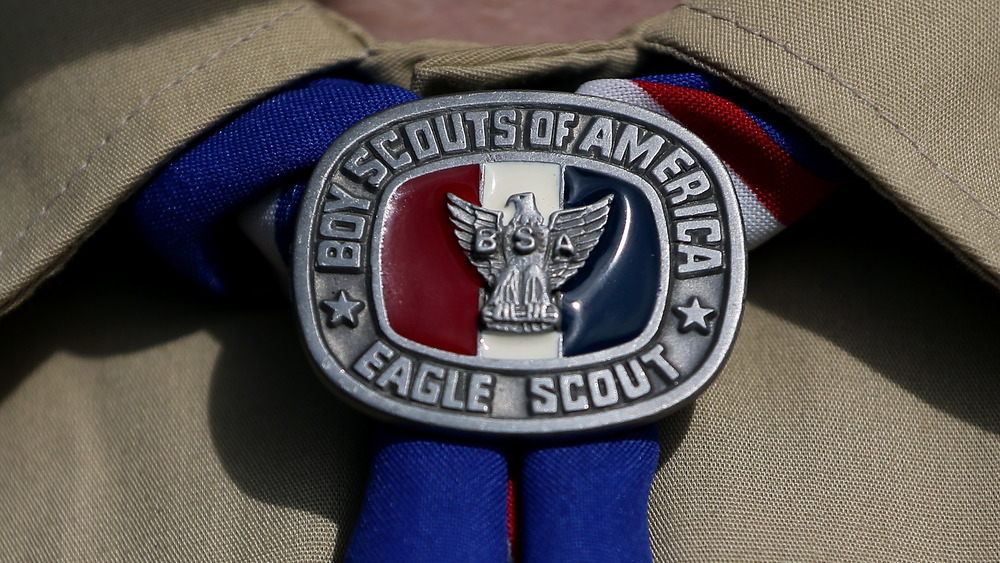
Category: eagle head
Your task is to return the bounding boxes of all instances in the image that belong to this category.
[505,192,538,215]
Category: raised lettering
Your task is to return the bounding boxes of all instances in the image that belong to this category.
[587,369,620,408]
[576,116,614,158]
[411,363,445,405]
[353,341,394,381]
[554,112,577,149]
[493,109,517,147]
[560,374,589,412]
[676,218,722,243]
[403,119,440,161]
[441,369,465,410]
[466,373,494,413]
[676,244,723,275]
[343,147,388,190]
[640,344,680,382]
[324,182,372,213]
[316,240,362,272]
[672,202,718,218]
[651,146,696,183]
[320,213,366,240]
[370,129,413,171]
[612,123,665,170]
[552,233,575,257]
[614,360,652,399]
[375,356,414,397]
[474,228,499,255]
[529,377,558,414]
[663,170,711,205]
[464,111,489,149]
[434,113,468,153]
[529,110,554,147]
[512,226,536,254]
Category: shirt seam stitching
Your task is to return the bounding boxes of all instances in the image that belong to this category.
[678,3,1000,228]
[0,2,313,264]
[417,40,635,70]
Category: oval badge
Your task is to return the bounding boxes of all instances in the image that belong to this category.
[294,91,746,436]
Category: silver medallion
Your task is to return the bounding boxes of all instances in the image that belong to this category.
[293,91,746,436]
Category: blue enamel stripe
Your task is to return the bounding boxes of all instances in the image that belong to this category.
[561,167,660,356]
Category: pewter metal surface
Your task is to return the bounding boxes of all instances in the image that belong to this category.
[447,191,613,334]
[293,91,747,437]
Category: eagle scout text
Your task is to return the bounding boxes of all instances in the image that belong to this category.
[294,92,745,435]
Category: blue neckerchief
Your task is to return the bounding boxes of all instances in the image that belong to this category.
[132,74,847,562]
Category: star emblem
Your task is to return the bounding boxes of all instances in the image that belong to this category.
[321,290,365,328]
[674,297,716,334]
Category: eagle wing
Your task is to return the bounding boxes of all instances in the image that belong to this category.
[445,193,505,286]
[546,194,614,290]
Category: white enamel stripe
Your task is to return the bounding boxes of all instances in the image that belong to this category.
[480,331,562,359]
[479,161,562,359]
[481,161,562,224]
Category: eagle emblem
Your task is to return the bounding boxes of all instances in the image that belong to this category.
[446,192,614,334]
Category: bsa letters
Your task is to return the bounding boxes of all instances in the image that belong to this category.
[297,93,744,433]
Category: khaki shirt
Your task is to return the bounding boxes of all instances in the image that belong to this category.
[1,1,998,560]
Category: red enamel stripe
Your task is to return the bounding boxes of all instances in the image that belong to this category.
[634,80,838,226]
[380,165,481,355]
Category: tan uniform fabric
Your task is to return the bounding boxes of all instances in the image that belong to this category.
[1,0,998,560]
[641,2,1000,288]
[0,0,371,314]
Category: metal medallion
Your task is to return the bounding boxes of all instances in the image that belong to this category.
[293,91,746,436]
